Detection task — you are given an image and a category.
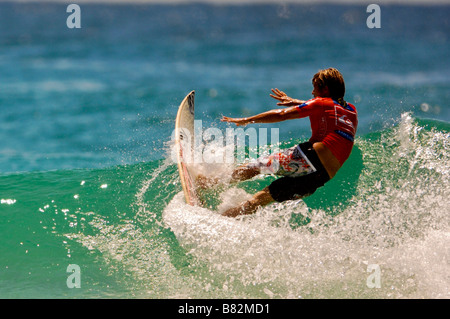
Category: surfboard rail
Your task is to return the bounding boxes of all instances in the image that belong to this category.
[174,90,202,206]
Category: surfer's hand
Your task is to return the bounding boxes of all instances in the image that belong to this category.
[270,88,304,106]
[221,116,250,126]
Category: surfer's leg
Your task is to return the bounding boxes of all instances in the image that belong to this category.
[198,147,294,188]
[231,145,303,182]
[229,164,260,183]
[196,164,260,189]
[197,146,296,188]
[222,186,274,218]
[227,148,290,184]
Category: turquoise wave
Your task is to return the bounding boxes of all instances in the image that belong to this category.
[0,114,448,298]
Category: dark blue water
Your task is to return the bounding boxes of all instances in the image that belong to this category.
[0,2,449,299]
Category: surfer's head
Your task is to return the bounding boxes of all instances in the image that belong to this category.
[312,68,346,101]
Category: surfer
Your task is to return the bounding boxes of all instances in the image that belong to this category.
[218,67,358,217]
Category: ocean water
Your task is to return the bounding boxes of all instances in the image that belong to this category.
[0,2,449,299]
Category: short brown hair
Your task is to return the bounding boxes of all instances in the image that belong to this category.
[312,68,345,100]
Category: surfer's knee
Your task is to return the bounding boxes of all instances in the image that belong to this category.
[231,165,260,182]
[241,188,274,212]
[254,187,275,205]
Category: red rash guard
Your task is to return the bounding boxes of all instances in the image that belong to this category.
[295,97,358,165]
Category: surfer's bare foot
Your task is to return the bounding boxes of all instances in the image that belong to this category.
[196,174,220,189]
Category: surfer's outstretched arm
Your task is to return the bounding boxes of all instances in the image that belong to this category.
[269,88,305,106]
[221,105,300,127]
[221,88,306,127]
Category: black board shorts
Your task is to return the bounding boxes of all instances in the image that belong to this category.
[268,142,330,202]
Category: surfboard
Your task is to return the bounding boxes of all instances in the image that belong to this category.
[175,90,202,206]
